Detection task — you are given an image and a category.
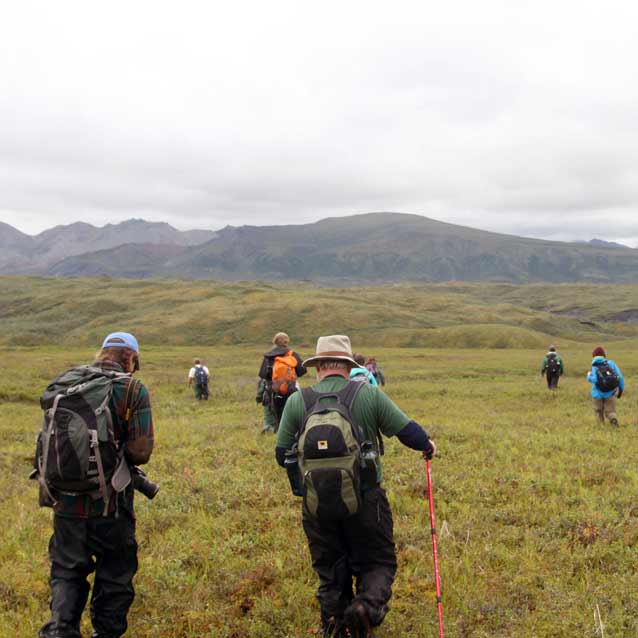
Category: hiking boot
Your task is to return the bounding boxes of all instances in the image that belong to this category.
[322,619,347,638]
[610,418,619,427]
[344,601,374,638]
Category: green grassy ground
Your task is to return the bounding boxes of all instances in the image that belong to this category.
[2,342,638,637]
[3,277,638,349]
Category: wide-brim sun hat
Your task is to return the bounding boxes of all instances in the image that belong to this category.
[302,335,359,368]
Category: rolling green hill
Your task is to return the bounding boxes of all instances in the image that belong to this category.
[2,276,638,349]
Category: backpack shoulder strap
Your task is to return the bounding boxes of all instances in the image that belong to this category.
[300,386,319,413]
[335,380,366,443]
[122,377,142,422]
[339,381,385,456]
[335,379,365,414]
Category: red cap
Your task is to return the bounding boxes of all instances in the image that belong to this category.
[592,346,606,358]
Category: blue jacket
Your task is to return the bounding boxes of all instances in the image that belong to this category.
[350,367,378,386]
[587,357,624,399]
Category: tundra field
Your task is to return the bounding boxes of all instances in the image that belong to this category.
[2,278,638,637]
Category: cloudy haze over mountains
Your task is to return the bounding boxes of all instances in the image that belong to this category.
[1,2,637,244]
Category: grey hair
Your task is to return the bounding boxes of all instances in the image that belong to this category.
[273,332,290,347]
[317,360,351,372]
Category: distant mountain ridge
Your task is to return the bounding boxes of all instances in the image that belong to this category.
[574,238,632,249]
[0,218,217,273]
[2,212,638,283]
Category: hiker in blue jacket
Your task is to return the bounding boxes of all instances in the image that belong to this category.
[587,346,624,427]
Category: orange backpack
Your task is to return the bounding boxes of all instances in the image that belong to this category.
[271,351,298,396]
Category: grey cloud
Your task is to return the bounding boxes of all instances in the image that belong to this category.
[1,2,638,241]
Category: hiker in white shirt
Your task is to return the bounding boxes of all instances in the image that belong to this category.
[188,358,210,400]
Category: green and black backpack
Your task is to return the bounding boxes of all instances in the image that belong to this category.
[34,365,135,515]
[297,381,372,521]
[546,353,561,375]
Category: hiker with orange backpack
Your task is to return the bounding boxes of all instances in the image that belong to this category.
[258,332,306,433]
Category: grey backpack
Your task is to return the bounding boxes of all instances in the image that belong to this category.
[298,381,369,521]
[35,366,133,515]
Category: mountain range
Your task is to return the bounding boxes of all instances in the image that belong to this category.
[2,213,638,283]
[0,219,217,274]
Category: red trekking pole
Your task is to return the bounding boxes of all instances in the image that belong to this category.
[425,458,445,638]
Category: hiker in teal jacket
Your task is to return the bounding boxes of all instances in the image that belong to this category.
[587,346,624,426]
[350,353,378,386]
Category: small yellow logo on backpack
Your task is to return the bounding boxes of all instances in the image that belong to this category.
[318,441,328,450]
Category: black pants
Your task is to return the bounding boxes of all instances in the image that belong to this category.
[40,514,138,638]
[302,486,397,630]
[195,383,209,400]
[272,392,294,425]
[546,373,560,389]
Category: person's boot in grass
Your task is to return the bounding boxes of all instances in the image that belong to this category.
[344,601,374,638]
[322,618,347,638]
[610,417,619,427]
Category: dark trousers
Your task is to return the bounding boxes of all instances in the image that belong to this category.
[302,486,397,630]
[194,383,209,400]
[546,373,560,389]
[272,392,294,424]
[40,514,138,638]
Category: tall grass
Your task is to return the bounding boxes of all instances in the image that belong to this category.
[2,342,638,637]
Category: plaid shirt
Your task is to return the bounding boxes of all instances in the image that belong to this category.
[53,360,154,518]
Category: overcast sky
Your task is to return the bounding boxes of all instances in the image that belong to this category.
[1,1,637,245]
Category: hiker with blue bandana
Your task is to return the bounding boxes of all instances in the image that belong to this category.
[587,345,624,427]
[35,332,154,638]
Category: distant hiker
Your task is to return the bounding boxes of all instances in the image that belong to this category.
[541,345,564,390]
[587,346,624,427]
[258,332,306,433]
[350,353,378,386]
[188,358,210,400]
[275,335,436,638]
[365,356,385,386]
[34,332,154,638]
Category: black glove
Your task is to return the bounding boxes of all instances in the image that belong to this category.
[617,389,624,399]
[422,444,435,460]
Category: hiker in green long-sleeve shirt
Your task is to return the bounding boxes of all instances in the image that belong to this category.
[541,345,564,390]
[275,335,436,638]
